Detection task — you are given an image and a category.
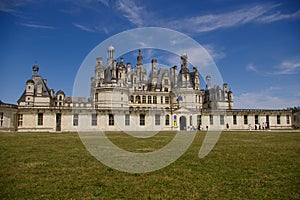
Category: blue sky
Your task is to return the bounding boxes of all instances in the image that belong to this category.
[0,0,299,109]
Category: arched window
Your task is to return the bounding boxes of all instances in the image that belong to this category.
[109,114,114,126]
[165,114,170,126]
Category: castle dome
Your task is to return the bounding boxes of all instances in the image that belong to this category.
[108,45,115,51]
[26,79,34,84]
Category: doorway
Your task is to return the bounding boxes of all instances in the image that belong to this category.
[179,116,186,131]
[56,113,61,131]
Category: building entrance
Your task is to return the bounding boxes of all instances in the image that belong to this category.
[180,116,186,130]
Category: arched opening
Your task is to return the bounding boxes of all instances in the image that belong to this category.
[179,116,186,131]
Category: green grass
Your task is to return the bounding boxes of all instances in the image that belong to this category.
[0,131,299,199]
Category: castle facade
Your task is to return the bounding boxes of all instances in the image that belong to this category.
[0,46,294,132]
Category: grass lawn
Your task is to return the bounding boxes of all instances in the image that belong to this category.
[0,131,299,199]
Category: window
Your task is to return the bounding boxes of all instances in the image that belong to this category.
[197,115,202,125]
[220,115,224,125]
[209,115,213,125]
[73,114,78,126]
[109,114,114,126]
[91,114,97,126]
[244,115,248,125]
[165,96,169,104]
[233,115,237,125]
[195,95,198,103]
[255,115,259,124]
[153,96,157,104]
[37,113,43,126]
[277,115,281,124]
[130,95,134,103]
[0,112,3,127]
[125,114,130,126]
[155,114,160,125]
[161,96,163,104]
[164,79,169,85]
[165,115,170,126]
[136,96,141,103]
[95,93,98,101]
[18,114,23,127]
[286,115,290,124]
[142,96,146,103]
[190,116,193,126]
[140,114,145,126]
[148,96,152,104]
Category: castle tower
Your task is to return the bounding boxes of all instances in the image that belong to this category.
[137,49,143,65]
[179,53,191,88]
[206,75,211,89]
[107,45,115,60]
[25,79,34,106]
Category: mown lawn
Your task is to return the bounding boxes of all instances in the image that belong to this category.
[0,131,299,199]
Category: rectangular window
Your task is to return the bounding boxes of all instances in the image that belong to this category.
[153,96,157,104]
[95,93,98,101]
[244,115,248,125]
[165,115,170,126]
[164,79,169,85]
[210,115,213,125]
[220,115,224,125]
[73,114,78,126]
[165,96,169,104]
[18,114,23,127]
[109,114,114,126]
[161,96,163,104]
[0,112,3,127]
[155,114,160,125]
[286,115,290,124]
[125,114,130,126]
[148,96,152,104]
[37,113,43,126]
[91,114,97,126]
[190,116,193,126]
[140,114,145,126]
[136,96,141,103]
[233,115,237,125]
[142,96,146,104]
[255,115,259,124]
[277,115,281,124]
[197,115,202,125]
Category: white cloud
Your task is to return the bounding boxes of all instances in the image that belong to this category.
[73,23,95,32]
[202,44,225,61]
[273,60,300,75]
[20,23,55,29]
[257,9,300,23]
[115,0,144,27]
[113,1,299,33]
[246,64,259,73]
[169,5,272,33]
[235,91,300,109]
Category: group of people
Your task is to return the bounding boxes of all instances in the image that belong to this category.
[248,122,269,131]
[187,122,269,131]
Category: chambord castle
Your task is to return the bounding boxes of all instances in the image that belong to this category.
[0,46,294,132]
